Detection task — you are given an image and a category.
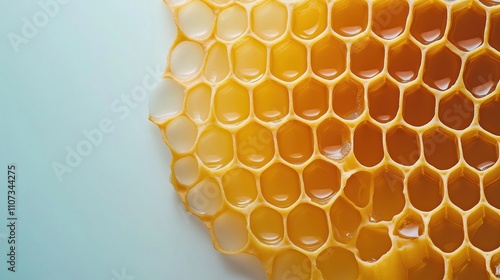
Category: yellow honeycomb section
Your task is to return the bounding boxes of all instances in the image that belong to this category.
[149,0,500,279]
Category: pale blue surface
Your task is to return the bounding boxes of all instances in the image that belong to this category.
[0,1,262,279]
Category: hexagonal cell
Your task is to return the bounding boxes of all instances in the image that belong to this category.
[350,36,385,79]
[214,80,250,124]
[371,166,405,222]
[173,156,199,186]
[490,11,500,52]
[388,40,422,83]
[236,122,274,168]
[438,91,474,131]
[406,248,445,280]
[165,116,198,154]
[317,247,359,280]
[448,168,481,211]
[331,0,368,37]
[271,250,311,280]
[292,0,327,40]
[187,178,223,215]
[423,45,461,91]
[467,206,500,252]
[251,0,287,41]
[402,85,436,127]
[213,211,248,252]
[317,118,351,161]
[149,78,184,121]
[429,207,464,253]
[330,197,361,244]
[408,166,444,212]
[232,38,267,82]
[170,41,204,79]
[356,226,392,262]
[422,127,459,170]
[491,252,500,278]
[479,95,500,136]
[204,42,229,83]
[353,121,384,167]
[463,50,500,98]
[222,168,257,207]
[394,211,424,239]
[410,0,447,45]
[253,80,289,122]
[485,168,500,210]
[288,203,329,251]
[186,83,211,122]
[311,35,347,80]
[344,171,372,208]
[303,160,340,204]
[371,0,409,40]
[277,120,314,164]
[332,77,364,120]
[250,206,284,245]
[368,78,400,123]
[178,0,214,40]
[463,131,499,171]
[270,38,307,82]
[216,5,248,41]
[450,248,489,280]
[386,125,420,166]
[260,163,301,208]
[448,2,486,52]
[196,126,234,169]
[293,78,329,120]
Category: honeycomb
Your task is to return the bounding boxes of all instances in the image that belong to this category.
[149,0,500,278]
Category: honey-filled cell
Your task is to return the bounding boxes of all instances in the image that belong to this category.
[303,159,341,204]
[331,0,368,37]
[287,203,329,251]
[292,0,327,40]
[332,77,365,120]
[371,0,409,40]
[292,78,328,120]
[402,85,436,127]
[448,2,486,52]
[350,36,385,79]
[410,0,447,45]
[311,35,347,80]
[250,206,284,245]
[277,120,314,164]
[253,80,289,122]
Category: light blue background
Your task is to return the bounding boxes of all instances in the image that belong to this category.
[0,0,264,279]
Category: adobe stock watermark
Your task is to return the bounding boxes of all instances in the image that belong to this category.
[111,268,135,280]
[51,64,163,182]
[7,0,71,53]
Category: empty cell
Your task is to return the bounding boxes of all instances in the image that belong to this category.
[462,131,498,171]
[216,5,248,41]
[351,36,385,79]
[271,39,307,82]
[491,253,500,278]
[463,50,500,98]
[187,178,222,215]
[479,96,500,136]
[422,127,459,170]
[405,247,445,280]
[490,12,500,52]
[353,121,384,167]
[213,211,248,252]
[173,156,199,186]
[402,85,436,127]
[253,80,289,122]
[170,41,204,79]
[196,126,234,169]
[448,168,480,211]
[410,0,447,45]
[166,116,198,154]
[467,207,500,252]
[232,38,267,82]
[317,247,359,280]
[331,0,368,37]
[332,77,364,120]
[186,83,211,122]
[214,80,250,124]
[260,163,301,208]
[356,226,392,262]
[330,197,361,243]
[394,211,424,239]
[271,250,311,280]
[149,78,184,120]
[236,122,274,168]
[429,207,465,253]
[371,0,409,40]
[408,166,443,212]
[371,167,405,222]
[204,42,230,83]
[368,78,400,123]
[178,0,214,39]
[344,171,372,208]
[317,118,351,161]
[386,126,420,166]
[251,0,287,41]
[451,248,489,280]
[292,0,327,40]
[423,45,461,91]
[222,168,257,207]
[277,120,314,164]
[288,203,329,251]
[293,78,328,120]
[485,169,500,210]
[387,40,422,83]
[448,2,486,52]
[303,159,341,204]
[311,35,347,80]
[438,91,474,131]
[250,206,284,245]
